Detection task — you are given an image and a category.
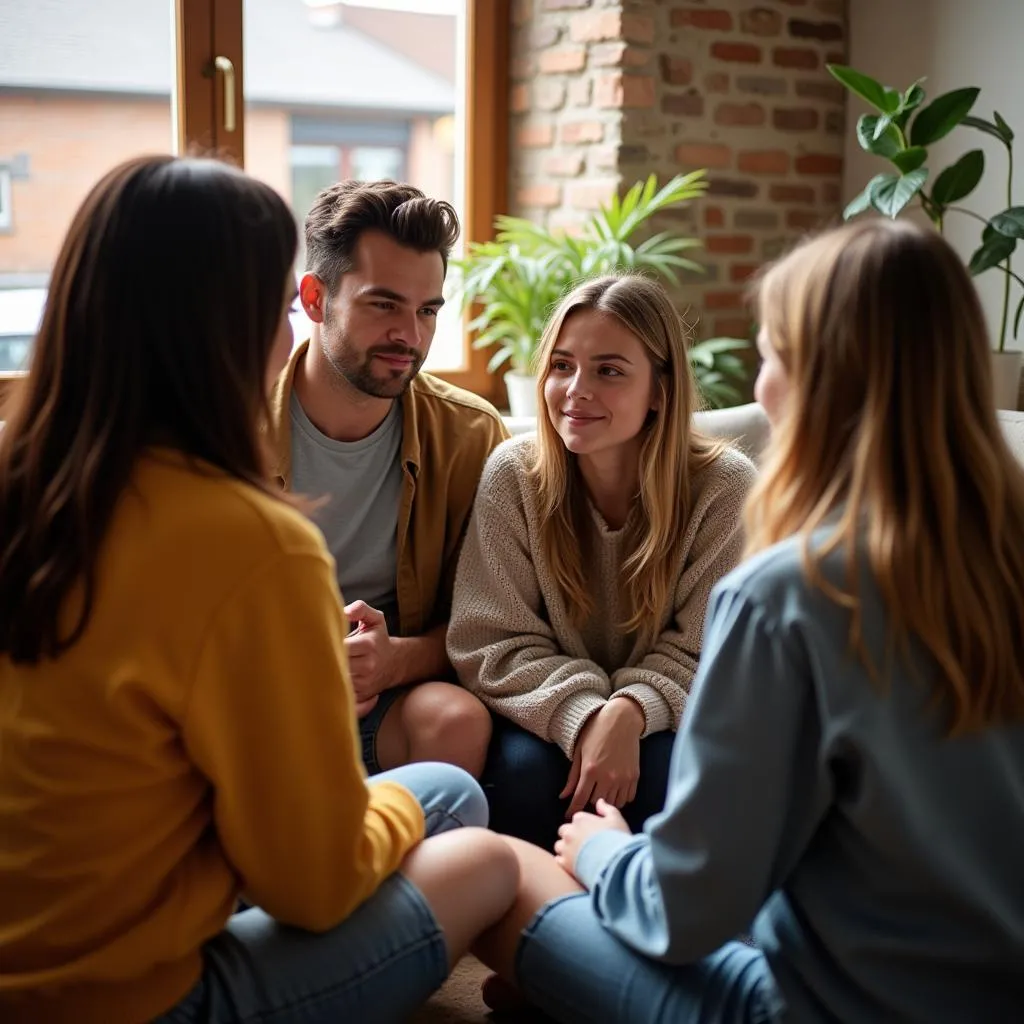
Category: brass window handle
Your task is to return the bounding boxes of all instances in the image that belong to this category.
[213,55,236,133]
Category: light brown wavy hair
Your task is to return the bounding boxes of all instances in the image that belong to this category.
[532,274,724,645]
[746,218,1024,734]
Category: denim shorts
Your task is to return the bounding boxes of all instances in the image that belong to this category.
[359,685,411,775]
[154,762,489,1024]
[515,893,785,1024]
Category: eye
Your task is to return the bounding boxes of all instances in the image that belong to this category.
[372,300,397,312]
[419,307,440,318]
[550,359,572,372]
[599,364,624,377]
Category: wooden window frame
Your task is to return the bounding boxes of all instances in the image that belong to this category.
[433,0,510,406]
[193,0,509,403]
[0,0,509,408]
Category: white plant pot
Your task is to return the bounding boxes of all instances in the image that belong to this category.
[504,370,538,418]
[992,349,1023,411]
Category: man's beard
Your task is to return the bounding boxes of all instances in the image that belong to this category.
[325,328,424,399]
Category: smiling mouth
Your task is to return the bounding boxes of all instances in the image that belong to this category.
[563,410,602,423]
[374,352,418,369]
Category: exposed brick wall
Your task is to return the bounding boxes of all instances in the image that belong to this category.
[508,0,848,342]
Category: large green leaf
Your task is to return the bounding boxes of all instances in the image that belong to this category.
[989,207,1024,239]
[910,87,980,146]
[890,147,928,173]
[1014,293,1024,340]
[869,169,928,218]
[930,150,985,205]
[856,114,901,158]
[827,64,900,113]
[968,233,1016,275]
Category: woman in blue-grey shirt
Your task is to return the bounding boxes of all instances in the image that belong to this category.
[471,218,1024,1023]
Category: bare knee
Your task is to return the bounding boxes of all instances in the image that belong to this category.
[402,683,492,777]
[401,828,520,969]
[472,837,583,982]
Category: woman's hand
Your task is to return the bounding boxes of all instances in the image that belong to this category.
[560,698,645,818]
[554,799,632,879]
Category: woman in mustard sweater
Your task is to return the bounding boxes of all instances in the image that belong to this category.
[0,155,517,1024]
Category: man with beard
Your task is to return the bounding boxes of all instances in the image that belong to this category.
[268,180,507,779]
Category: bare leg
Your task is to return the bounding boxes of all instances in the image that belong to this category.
[473,837,584,990]
[400,827,520,970]
[376,682,492,778]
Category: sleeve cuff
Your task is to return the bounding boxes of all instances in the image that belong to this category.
[575,829,648,891]
[549,691,607,758]
[611,682,673,736]
[367,780,427,844]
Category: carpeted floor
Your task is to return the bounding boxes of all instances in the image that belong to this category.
[410,957,545,1024]
[410,957,490,1023]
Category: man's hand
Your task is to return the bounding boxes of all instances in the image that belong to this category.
[554,799,632,880]
[560,698,645,818]
[344,601,398,702]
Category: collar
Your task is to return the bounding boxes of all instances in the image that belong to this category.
[266,337,423,486]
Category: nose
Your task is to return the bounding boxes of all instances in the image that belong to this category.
[387,309,424,350]
[567,367,592,400]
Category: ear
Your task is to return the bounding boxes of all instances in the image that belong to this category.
[299,273,327,324]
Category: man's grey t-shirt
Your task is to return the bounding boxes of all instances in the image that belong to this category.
[289,391,403,636]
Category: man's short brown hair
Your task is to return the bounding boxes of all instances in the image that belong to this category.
[304,179,460,290]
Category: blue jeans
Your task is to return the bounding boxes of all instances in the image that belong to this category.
[516,894,784,1024]
[481,715,675,848]
[153,762,486,1023]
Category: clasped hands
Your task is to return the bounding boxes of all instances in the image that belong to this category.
[344,600,398,718]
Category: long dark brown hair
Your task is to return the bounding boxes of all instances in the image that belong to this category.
[0,155,298,664]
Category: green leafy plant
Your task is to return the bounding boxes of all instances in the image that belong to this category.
[451,171,751,407]
[829,64,1022,352]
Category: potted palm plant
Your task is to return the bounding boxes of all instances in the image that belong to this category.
[829,64,1023,409]
[452,172,750,415]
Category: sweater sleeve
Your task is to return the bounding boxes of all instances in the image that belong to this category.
[574,583,830,964]
[183,548,425,932]
[448,483,610,759]
[610,451,754,735]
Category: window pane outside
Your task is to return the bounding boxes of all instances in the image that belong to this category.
[0,0,176,371]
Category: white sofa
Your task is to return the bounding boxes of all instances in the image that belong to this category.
[505,406,1024,468]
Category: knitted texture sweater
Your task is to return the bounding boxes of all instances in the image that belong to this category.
[447,434,757,758]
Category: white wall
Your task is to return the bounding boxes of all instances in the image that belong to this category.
[844,0,1024,350]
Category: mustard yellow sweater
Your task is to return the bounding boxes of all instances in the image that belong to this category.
[0,450,424,1024]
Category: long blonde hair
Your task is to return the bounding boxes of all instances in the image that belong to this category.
[533,274,723,645]
[746,218,1024,733]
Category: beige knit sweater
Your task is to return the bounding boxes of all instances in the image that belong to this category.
[447,434,757,758]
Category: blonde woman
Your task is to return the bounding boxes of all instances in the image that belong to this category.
[471,219,1024,1023]
[447,274,756,848]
